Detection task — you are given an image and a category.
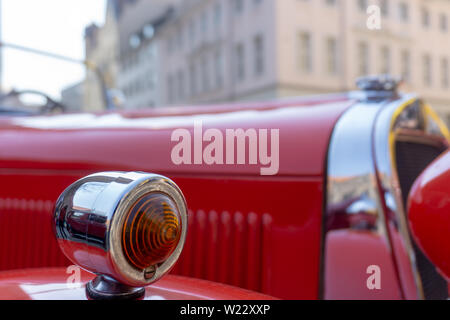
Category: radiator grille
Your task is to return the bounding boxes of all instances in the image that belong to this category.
[0,199,70,270]
[395,141,448,300]
[171,209,271,293]
[0,199,271,293]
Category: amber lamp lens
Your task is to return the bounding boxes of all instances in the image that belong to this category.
[122,193,181,270]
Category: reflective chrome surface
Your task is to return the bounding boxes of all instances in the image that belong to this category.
[54,172,188,288]
[324,92,450,300]
[373,96,449,299]
[355,75,401,101]
[324,100,400,299]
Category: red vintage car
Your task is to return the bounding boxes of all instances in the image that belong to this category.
[0,76,448,300]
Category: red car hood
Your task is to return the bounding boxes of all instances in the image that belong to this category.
[0,268,276,300]
[0,95,354,177]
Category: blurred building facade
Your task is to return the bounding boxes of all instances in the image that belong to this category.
[117,0,180,109]
[0,0,3,93]
[84,0,450,123]
[160,0,450,123]
[61,82,84,112]
[160,0,277,106]
[84,0,135,111]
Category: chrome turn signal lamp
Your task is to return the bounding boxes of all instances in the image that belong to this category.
[53,172,188,300]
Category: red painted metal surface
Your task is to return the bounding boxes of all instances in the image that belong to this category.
[408,150,450,281]
[0,173,73,270]
[0,96,354,299]
[0,268,276,300]
[0,98,352,176]
[324,230,402,300]
[172,177,324,299]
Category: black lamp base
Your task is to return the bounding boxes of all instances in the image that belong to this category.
[86,275,145,300]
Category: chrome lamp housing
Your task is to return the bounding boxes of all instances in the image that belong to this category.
[53,172,188,299]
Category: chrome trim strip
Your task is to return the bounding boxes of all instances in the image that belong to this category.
[324,100,396,299]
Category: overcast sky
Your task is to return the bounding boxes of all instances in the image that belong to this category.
[1,0,106,98]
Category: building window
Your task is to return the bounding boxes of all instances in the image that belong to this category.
[135,79,142,94]
[235,43,246,81]
[214,50,223,89]
[147,72,155,90]
[166,35,175,54]
[441,58,449,89]
[146,44,155,60]
[421,7,431,28]
[177,70,185,101]
[201,11,208,41]
[190,63,197,97]
[399,2,409,22]
[167,75,174,104]
[379,0,388,17]
[189,19,196,48]
[176,27,183,50]
[234,0,244,14]
[357,41,369,76]
[357,0,368,12]
[326,37,338,75]
[298,32,312,73]
[201,56,210,93]
[401,50,411,82]
[253,34,265,76]
[214,3,221,32]
[423,54,432,86]
[325,0,337,7]
[440,14,448,32]
[380,46,391,74]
